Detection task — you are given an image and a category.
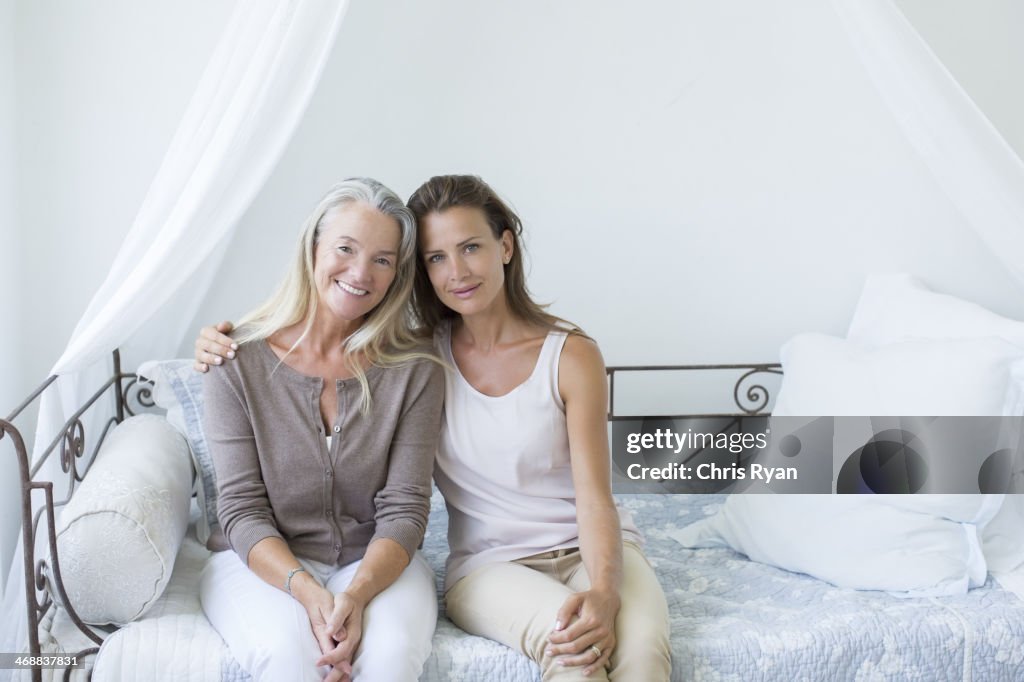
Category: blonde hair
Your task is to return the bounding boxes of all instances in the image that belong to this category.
[234,178,434,412]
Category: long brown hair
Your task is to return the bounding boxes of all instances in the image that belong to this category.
[407,174,583,336]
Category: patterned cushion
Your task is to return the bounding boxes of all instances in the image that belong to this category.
[137,360,220,547]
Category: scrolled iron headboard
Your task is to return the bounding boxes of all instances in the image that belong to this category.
[0,351,154,682]
[606,363,783,419]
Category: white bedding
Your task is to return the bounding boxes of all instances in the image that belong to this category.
[90,525,246,682]
[37,495,1024,682]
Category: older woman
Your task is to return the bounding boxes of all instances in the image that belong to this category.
[199,178,443,682]
[197,176,670,681]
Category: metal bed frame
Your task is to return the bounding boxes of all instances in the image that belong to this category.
[1,351,155,682]
[1,352,781,681]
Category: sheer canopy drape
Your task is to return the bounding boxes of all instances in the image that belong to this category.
[830,0,1024,287]
[1,0,349,671]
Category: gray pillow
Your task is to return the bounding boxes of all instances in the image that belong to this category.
[137,359,223,548]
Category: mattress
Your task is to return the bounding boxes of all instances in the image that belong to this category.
[89,522,247,682]
[44,493,1024,681]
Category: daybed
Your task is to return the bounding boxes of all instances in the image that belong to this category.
[5,347,1024,682]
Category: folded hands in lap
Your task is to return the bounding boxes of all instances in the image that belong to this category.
[304,586,365,682]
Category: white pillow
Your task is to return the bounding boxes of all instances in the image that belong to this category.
[847,273,1024,349]
[985,495,1024,574]
[672,494,1001,597]
[773,333,1020,417]
[56,415,192,625]
[709,329,1018,596]
[844,273,1024,575]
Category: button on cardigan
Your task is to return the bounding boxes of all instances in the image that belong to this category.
[203,339,443,567]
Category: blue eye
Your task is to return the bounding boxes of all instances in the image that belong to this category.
[427,254,444,264]
[338,245,353,254]
[465,244,479,253]
[375,257,392,267]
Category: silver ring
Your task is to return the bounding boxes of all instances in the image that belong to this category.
[590,645,602,658]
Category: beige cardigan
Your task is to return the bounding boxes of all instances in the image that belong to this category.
[203,339,443,567]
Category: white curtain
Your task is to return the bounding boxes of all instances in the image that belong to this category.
[0,0,349,670]
[831,0,1024,288]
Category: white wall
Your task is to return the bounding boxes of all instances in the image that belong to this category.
[1,0,236,594]
[9,0,1022,409]
[188,0,1024,372]
[0,0,21,596]
[14,0,237,393]
[4,0,1024,585]
[895,0,1024,156]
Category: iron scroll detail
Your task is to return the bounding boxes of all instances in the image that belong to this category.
[733,367,784,415]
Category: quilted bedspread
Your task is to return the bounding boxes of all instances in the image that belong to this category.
[43,493,1024,681]
[423,492,1024,682]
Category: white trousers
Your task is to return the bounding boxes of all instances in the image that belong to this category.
[200,550,437,682]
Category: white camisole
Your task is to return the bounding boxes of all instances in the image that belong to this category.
[434,320,642,591]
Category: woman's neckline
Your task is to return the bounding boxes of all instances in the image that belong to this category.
[259,337,380,383]
[444,322,554,400]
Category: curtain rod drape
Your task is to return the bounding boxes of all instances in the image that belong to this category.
[0,1,350,671]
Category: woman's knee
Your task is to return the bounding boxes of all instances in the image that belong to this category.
[607,545,671,680]
[249,637,325,682]
[607,610,671,682]
[200,552,325,681]
[353,635,428,681]
[354,552,436,679]
[353,611,434,681]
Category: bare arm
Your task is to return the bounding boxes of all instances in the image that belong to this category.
[546,334,622,675]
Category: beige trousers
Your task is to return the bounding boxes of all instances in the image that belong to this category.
[445,543,671,681]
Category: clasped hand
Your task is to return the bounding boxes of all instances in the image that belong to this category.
[546,588,620,676]
[305,588,365,682]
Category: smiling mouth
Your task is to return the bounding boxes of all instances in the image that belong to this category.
[336,280,369,296]
[451,284,480,297]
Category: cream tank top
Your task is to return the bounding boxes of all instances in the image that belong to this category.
[434,320,642,591]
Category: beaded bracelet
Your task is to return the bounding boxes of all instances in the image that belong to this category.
[285,566,308,595]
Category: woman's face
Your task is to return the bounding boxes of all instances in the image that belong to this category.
[313,201,401,322]
[419,206,513,317]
